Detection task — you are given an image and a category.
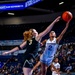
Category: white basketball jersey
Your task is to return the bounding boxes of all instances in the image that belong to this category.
[52,62,60,75]
[46,38,57,47]
[43,38,58,57]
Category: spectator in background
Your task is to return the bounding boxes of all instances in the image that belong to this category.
[66,54,72,64]
[65,64,72,75]
[62,56,68,71]
[72,62,75,72]
[51,57,60,75]
[61,45,67,56]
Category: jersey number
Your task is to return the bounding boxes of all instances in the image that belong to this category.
[48,45,52,51]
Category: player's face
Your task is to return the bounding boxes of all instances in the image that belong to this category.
[55,58,58,63]
[29,29,38,37]
[49,31,56,38]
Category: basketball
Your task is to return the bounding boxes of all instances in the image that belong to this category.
[62,11,73,22]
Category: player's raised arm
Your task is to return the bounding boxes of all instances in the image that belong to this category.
[36,16,61,41]
[57,20,71,43]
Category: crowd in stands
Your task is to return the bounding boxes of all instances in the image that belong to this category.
[0,43,75,75]
[56,44,75,74]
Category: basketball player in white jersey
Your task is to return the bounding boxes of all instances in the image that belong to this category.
[40,19,71,75]
[51,57,60,75]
